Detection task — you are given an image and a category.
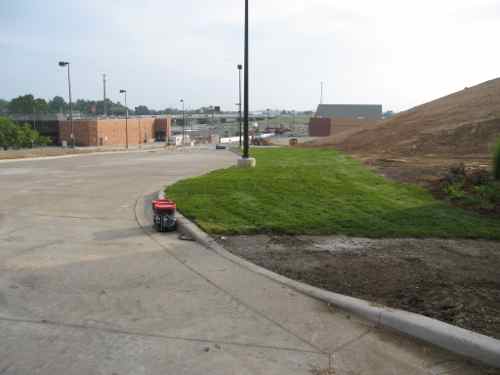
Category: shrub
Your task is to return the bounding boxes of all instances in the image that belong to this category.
[0,117,18,150]
[444,163,466,184]
[0,117,50,149]
[444,182,465,200]
[494,139,500,180]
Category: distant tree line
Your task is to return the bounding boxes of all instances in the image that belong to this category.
[0,95,321,118]
[0,94,172,117]
[0,117,51,150]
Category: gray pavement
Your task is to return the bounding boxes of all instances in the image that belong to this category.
[0,149,491,374]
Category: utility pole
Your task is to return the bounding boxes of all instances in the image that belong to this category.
[103,74,107,117]
[320,81,324,105]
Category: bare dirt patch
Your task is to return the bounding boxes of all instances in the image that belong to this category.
[219,235,500,339]
[359,154,492,187]
[0,147,93,160]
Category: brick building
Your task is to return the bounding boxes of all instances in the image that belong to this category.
[308,118,332,137]
[59,117,171,146]
[309,104,382,137]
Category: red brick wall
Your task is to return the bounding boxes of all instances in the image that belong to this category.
[59,117,172,146]
[308,118,332,137]
[59,120,98,146]
[308,117,380,138]
[153,118,172,138]
[96,118,151,146]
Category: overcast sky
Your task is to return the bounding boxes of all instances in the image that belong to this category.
[1,0,499,112]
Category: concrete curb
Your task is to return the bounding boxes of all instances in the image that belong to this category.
[170,204,500,368]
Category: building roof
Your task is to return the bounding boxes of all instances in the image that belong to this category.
[315,104,382,120]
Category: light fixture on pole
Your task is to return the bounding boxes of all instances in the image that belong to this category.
[58,61,74,148]
[119,89,129,149]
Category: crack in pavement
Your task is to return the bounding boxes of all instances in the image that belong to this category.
[330,327,373,354]
[0,316,325,356]
[134,193,329,355]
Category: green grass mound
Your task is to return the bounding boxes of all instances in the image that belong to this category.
[166,148,500,239]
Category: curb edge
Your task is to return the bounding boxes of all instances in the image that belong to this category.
[171,204,500,368]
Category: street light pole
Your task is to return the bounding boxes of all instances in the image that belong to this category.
[180,99,185,146]
[243,0,249,159]
[237,64,243,148]
[58,61,74,148]
[120,89,128,149]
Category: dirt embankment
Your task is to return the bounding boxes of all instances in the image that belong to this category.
[221,235,500,340]
[312,77,500,159]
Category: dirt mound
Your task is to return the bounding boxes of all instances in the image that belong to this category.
[222,234,500,340]
[319,78,500,157]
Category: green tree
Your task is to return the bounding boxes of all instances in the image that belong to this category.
[16,124,37,147]
[95,99,112,115]
[0,117,18,149]
[110,102,128,116]
[134,105,150,115]
[8,94,35,114]
[48,96,67,113]
[0,117,50,149]
[33,98,48,114]
[0,99,9,114]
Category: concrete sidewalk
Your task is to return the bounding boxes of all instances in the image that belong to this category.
[137,194,491,375]
[0,149,492,374]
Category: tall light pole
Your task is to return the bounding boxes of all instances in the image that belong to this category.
[58,61,74,148]
[237,64,243,148]
[119,89,129,149]
[243,0,250,159]
[180,99,185,145]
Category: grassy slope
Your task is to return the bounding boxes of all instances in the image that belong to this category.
[166,148,500,239]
